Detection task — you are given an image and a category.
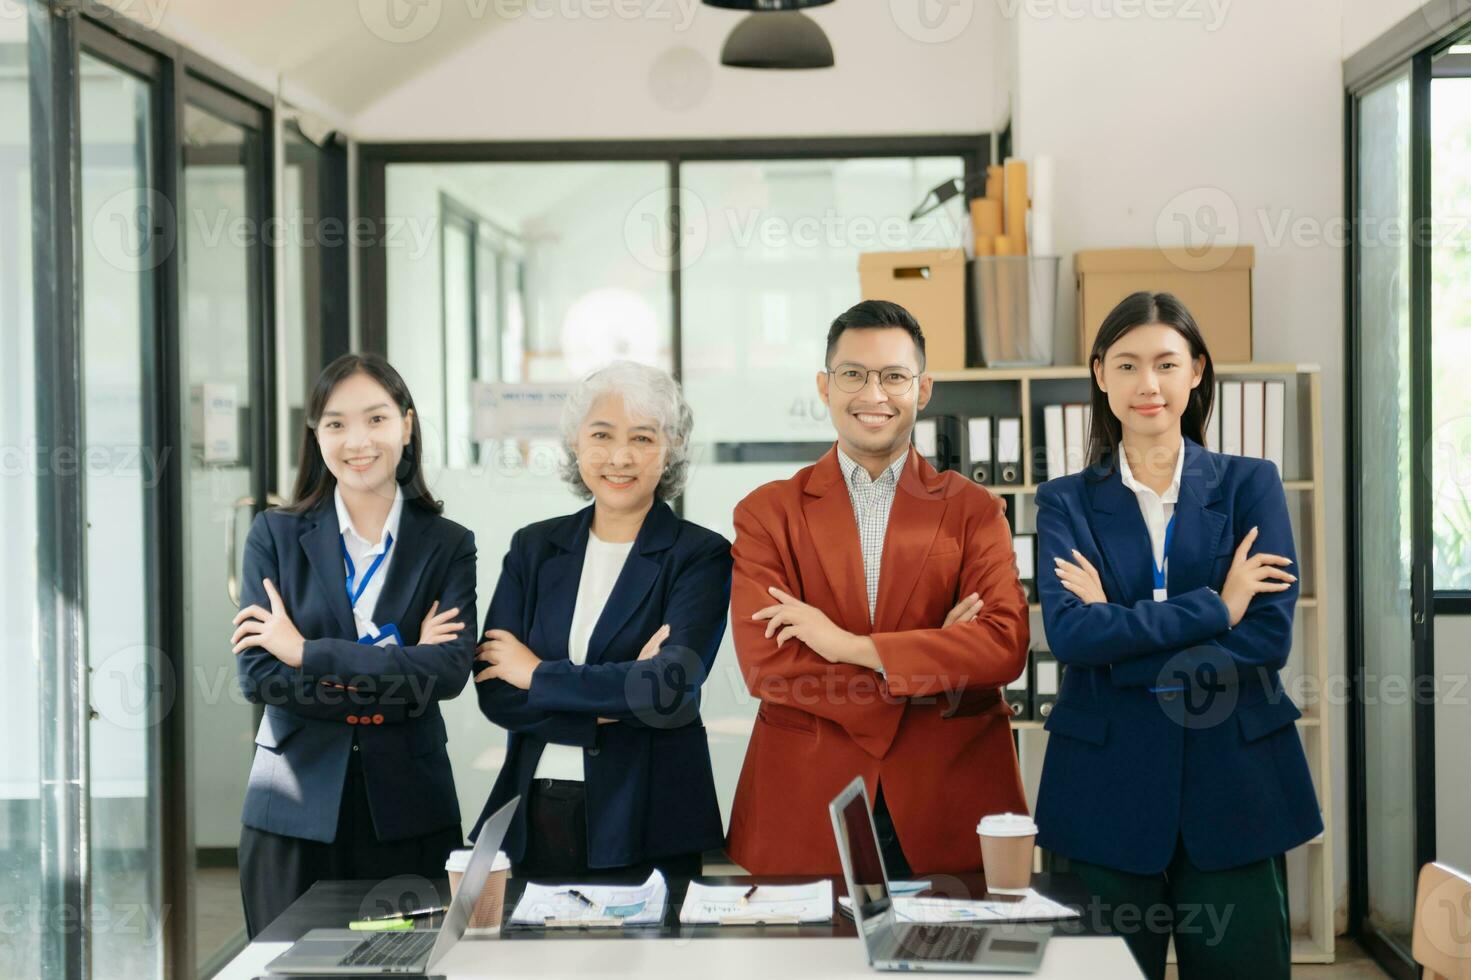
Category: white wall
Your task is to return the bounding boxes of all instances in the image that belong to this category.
[1008,0,1350,929]
[351,2,1009,140]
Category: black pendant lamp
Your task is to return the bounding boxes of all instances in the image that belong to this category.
[705,0,837,70]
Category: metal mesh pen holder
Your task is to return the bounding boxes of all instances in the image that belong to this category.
[970,255,1060,367]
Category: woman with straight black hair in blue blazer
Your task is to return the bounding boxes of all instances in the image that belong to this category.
[1034,292,1321,980]
[471,360,731,879]
[232,353,476,936]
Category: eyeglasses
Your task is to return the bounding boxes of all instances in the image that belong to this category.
[828,363,918,396]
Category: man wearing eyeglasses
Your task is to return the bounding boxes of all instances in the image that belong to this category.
[726,299,1030,876]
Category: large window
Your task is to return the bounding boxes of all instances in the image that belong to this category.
[1430,44,1471,592]
[371,143,981,838]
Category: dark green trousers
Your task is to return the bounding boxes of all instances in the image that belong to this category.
[1071,837,1291,980]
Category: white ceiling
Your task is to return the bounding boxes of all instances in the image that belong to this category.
[116,0,520,117]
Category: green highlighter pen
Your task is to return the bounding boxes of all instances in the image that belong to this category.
[348,917,415,931]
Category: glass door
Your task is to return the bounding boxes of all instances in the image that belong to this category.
[0,9,44,977]
[77,34,170,980]
[179,79,275,974]
[1350,58,1437,976]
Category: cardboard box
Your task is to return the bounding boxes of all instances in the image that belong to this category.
[1075,246,1253,364]
[858,249,967,371]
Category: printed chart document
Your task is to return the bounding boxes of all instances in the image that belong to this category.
[509,871,667,928]
[838,888,1080,924]
[680,880,834,925]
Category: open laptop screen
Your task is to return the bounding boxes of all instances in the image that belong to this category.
[837,790,892,922]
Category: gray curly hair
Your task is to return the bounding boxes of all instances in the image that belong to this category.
[559,360,694,501]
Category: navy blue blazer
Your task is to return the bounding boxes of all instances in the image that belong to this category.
[236,497,476,843]
[471,501,732,869]
[1034,438,1322,874]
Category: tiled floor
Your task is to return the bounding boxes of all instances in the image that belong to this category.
[196,867,248,968]
[1162,939,1387,978]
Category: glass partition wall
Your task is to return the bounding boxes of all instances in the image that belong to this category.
[1345,19,1471,978]
[0,10,45,975]
[368,143,981,842]
[12,5,295,976]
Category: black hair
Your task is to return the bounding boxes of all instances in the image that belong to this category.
[825,299,927,371]
[1085,291,1215,473]
[282,353,443,516]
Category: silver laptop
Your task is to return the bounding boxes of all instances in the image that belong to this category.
[828,778,1048,973]
[265,797,518,975]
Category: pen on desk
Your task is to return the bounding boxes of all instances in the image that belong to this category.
[358,905,446,922]
[739,885,758,907]
[565,889,598,909]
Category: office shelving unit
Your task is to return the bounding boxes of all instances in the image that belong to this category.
[926,362,1334,964]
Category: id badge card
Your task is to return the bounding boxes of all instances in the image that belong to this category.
[358,623,403,648]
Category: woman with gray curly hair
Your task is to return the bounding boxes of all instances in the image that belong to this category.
[470,360,732,879]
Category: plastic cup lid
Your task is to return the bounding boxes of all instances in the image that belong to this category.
[446,849,510,873]
[977,812,1038,837]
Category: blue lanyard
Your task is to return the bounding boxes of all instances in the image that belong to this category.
[1151,514,1177,593]
[342,532,393,608]
[1145,514,1180,695]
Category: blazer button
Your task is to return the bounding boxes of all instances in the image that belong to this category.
[372,714,384,725]
[346,714,359,725]
[587,747,600,757]
[352,743,360,752]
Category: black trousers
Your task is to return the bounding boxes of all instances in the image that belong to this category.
[513,778,703,880]
[1072,837,1291,980]
[238,747,463,938]
[873,784,914,879]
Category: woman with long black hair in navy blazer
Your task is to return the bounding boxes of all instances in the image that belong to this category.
[471,360,731,878]
[231,353,476,936]
[1034,292,1321,980]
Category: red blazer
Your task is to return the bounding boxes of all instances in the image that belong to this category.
[726,446,1030,875]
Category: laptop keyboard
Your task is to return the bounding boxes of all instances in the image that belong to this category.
[340,930,436,968]
[894,924,985,963]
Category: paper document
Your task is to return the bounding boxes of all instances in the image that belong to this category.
[509,870,667,927]
[680,880,834,924]
[838,888,1079,924]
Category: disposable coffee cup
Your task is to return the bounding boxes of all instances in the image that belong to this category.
[446,849,512,929]
[977,812,1037,891]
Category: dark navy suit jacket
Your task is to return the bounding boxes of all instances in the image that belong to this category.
[1034,438,1322,874]
[471,501,732,869]
[236,497,476,843]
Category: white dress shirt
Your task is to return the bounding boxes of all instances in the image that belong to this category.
[836,448,908,625]
[335,484,404,640]
[1117,445,1184,602]
[533,531,635,782]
